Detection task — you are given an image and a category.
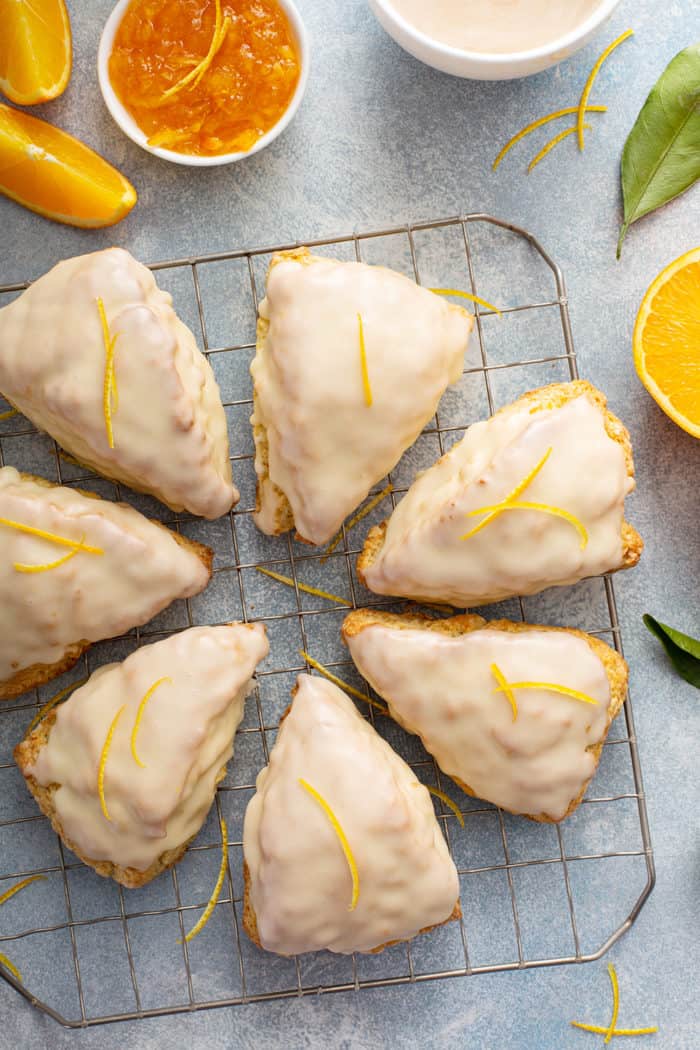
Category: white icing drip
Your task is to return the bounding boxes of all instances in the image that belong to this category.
[29,624,269,872]
[250,251,472,545]
[363,393,634,605]
[346,624,614,821]
[0,248,237,519]
[243,674,459,955]
[0,467,211,684]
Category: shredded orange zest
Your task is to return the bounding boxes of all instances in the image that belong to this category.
[98,705,126,823]
[357,313,373,407]
[430,288,502,316]
[0,875,46,908]
[299,650,388,714]
[460,446,552,541]
[256,566,348,606]
[0,953,21,982]
[299,778,359,909]
[321,483,393,562]
[0,517,103,554]
[0,408,18,420]
[492,105,607,170]
[490,663,518,721]
[424,785,465,827]
[528,124,591,173]
[605,963,621,1044]
[97,297,118,450]
[494,680,599,707]
[570,1022,658,1036]
[131,676,172,768]
[180,817,228,943]
[161,0,226,101]
[26,676,89,734]
[577,30,634,150]
[14,535,85,574]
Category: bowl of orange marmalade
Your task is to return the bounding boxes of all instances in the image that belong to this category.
[98,0,308,165]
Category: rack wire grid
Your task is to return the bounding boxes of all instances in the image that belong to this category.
[0,214,654,1028]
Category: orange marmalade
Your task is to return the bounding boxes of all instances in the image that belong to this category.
[109,0,301,156]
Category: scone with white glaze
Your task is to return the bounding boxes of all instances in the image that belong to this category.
[243,673,460,955]
[0,466,213,700]
[343,609,628,823]
[0,248,237,518]
[250,247,473,545]
[358,381,642,607]
[14,624,269,888]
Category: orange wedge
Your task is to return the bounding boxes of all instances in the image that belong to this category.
[0,0,72,105]
[633,247,700,439]
[0,103,137,227]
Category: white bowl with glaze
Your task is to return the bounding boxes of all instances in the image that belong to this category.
[98,0,309,166]
[368,0,622,80]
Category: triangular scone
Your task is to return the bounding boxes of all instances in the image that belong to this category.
[14,624,268,887]
[0,248,237,518]
[0,467,213,700]
[343,609,629,822]
[250,248,472,545]
[243,674,460,955]
[358,381,643,606]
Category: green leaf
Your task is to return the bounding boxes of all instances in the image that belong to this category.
[643,614,700,689]
[618,43,700,257]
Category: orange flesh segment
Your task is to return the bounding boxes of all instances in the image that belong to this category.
[0,103,137,228]
[109,0,301,157]
[0,0,72,106]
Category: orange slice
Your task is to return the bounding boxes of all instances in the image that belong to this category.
[0,103,137,227]
[633,247,700,439]
[0,0,72,106]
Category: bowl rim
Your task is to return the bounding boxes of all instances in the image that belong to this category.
[97,0,310,167]
[369,0,622,65]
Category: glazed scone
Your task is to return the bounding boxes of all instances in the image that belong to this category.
[0,248,237,518]
[14,624,269,887]
[243,673,460,955]
[343,609,629,822]
[250,248,472,545]
[0,466,212,700]
[358,381,642,606]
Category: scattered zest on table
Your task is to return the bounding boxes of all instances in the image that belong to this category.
[430,287,502,316]
[298,778,359,910]
[492,106,607,170]
[98,705,127,823]
[576,30,634,151]
[131,677,172,768]
[255,566,349,606]
[0,407,18,421]
[299,651,388,714]
[643,614,700,689]
[321,483,393,562]
[423,785,465,827]
[180,817,229,943]
[571,963,658,1041]
[0,953,21,982]
[0,872,48,985]
[528,124,591,173]
[26,677,89,734]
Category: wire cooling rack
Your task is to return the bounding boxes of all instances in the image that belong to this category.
[0,215,654,1028]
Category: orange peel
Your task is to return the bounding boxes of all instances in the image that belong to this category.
[256,566,348,606]
[490,663,518,721]
[528,125,591,173]
[493,105,607,170]
[97,297,118,449]
[0,952,21,982]
[321,483,393,562]
[357,313,373,407]
[0,408,18,421]
[299,778,359,910]
[98,705,126,823]
[576,30,634,150]
[494,680,599,707]
[0,874,46,908]
[161,0,225,101]
[26,676,89,733]
[180,817,228,943]
[424,785,465,827]
[460,446,552,541]
[299,651,388,714]
[131,676,172,768]
[14,534,85,574]
[430,287,502,316]
[0,517,102,554]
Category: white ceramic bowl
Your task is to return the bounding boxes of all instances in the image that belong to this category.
[368,0,621,80]
[98,0,309,166]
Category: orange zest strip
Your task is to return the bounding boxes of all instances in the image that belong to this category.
[193,19,230,88]
[321,483,393,562]
[605,963,621,1044]
[130,676,172,768]
[299,650,388,714]
[98,705,126,823]
[256,566,348,606]
[0,875,46,908]
[0,953,21,982]
[14,536,84,574]
[492,105,607,169]
[357,313,373,407]
[26,677,89,734]
[495,680,599,707]
[467,499,589,549]
[430,287,502,316]
[0,517,103,554]
[570,1022,658,1036]
[97,297,117,450]
[490,663,518,721]
[299,778,359,910]
[577,30,634,150]
[459,446,552,541]
[528,125,591,173]
[424,785,465,827]
[0,408,18,421]
[161,0,224,100]
[180,817,228,943]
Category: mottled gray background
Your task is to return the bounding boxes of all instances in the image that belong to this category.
[1,0,699,1047]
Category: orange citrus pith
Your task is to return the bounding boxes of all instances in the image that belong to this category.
[0,103,137,227]
[0,0,72,106]
[633,248,700,439]
[109,0,301,157]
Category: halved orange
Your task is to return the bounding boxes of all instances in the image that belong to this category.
[633,247,700,439]
[0,103,137,228]
[0,0,72,105]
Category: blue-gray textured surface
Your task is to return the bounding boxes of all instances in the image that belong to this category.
[0,0,698,1047]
